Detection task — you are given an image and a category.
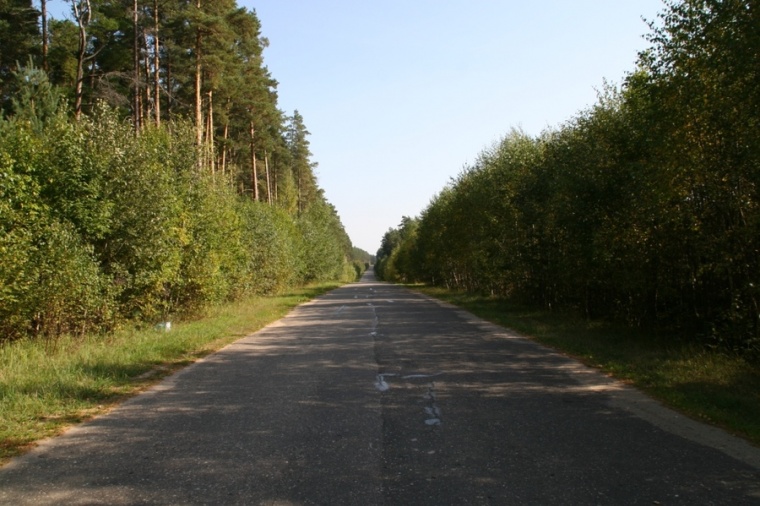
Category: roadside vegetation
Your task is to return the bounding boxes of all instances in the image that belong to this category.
[378,0,760,445]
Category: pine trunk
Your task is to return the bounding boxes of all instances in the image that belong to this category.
[221,122,229,175]
[194,0,203,147]
[41,0,48,72]
[144,34,152,125]
[153,0,161,126]
[206,90,215,173]
[133,0,141,133]
[265,152,272,205]
[273,166,278,203]
[250,122,258,201]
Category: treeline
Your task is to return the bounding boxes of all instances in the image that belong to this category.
[377,0,760,352]
[0,1,368,341]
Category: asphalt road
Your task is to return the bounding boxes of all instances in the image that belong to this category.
[1,271,759,505]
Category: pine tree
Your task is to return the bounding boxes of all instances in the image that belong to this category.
[286,110,318,214]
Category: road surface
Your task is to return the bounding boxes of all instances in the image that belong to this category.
[1,271,759,504]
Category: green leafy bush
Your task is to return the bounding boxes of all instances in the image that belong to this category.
[1,67,356,342]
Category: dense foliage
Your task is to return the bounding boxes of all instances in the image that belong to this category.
[0,1,368,341]
[377,0,760,354]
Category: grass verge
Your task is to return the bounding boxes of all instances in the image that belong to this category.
[0,283,342,465]
[414,285,760,447]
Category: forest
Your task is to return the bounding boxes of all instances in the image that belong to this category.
[0,0,368,340]
[376,0,760,355]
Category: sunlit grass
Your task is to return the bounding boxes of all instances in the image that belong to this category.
[0,283,341,464]
[415,285,760,446]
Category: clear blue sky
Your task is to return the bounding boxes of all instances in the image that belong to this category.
[241,1,666,254]
[49,1,667,254]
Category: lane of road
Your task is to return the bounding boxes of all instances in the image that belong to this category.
[1,271,758,504]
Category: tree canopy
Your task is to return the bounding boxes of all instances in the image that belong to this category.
[0,0,366,340]
[377,0,760,354]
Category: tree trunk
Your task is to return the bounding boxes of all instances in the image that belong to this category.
[41,0,48,72]
[144,32,152,125]
[265,152,272,205]
[221,121,229,175]
[165,58,172,119]
[273,164,278,203]
[133,0,141,133]
[153,0,161,127]
[72,0,91,121]
[206,90,214,173]
[194,0,203,147]
[250,122,258,201]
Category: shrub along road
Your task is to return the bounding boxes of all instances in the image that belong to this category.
[1,271,758,504]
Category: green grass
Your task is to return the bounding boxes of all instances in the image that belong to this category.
[0,283,341,464]
[415,285,760,447]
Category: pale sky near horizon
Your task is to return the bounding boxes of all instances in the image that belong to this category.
[49,1,667,255]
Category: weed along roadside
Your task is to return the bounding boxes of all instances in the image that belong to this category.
[0,284,341,465]
[413,285,760,448]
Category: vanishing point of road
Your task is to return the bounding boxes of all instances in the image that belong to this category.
[1,271,759,505]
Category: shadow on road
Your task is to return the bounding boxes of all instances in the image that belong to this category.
[1,271,759,504]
